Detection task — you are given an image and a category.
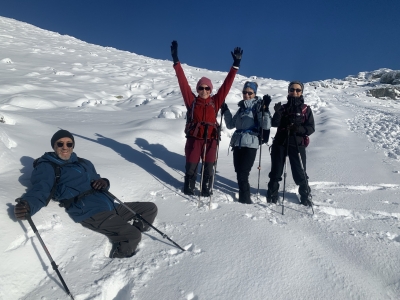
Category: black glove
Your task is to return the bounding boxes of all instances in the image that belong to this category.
[14,200,30,220]
[262,95,272,109]
[171,40,179,64]
[220,102,229,114]
[231,47,243,68]
[274,102,282,112]
[91,178,109,190]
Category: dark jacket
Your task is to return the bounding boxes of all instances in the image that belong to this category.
[271,96,315,147]
[173,62,238,140]
[22,152,115,223]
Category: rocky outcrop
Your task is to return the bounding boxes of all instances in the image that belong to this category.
[368,87,400,100]
[380,71,400,84]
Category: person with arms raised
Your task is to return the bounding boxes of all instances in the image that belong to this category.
[171,40,243,197]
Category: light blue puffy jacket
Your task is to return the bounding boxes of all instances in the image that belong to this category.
[224,97,271,149]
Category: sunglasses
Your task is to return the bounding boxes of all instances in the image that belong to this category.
[198,86,211,91]
[56,142,74,148]
[289,88,302,93]
[242,91,254,96]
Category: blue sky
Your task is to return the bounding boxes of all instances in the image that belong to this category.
[2,0,400,82]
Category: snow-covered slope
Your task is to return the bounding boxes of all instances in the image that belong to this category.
[1,16,399,300]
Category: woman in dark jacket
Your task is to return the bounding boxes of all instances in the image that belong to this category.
[267,81,315,205]
[170,40,243,196]
[221,81,272,204]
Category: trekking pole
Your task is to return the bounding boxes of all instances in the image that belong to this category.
[281,129,290,215]
[210,113,223,209]
[198,124,209,207]
[293,132,314,215]
[25,214,75,300]
[104,191,186,251]
[256,104,265,200]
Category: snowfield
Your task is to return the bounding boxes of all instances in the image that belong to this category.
[0,16,399,300]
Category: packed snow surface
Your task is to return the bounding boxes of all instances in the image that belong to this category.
[0,16,399,300]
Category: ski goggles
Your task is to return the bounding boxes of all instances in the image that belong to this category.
[56,142,74,148]
[289,88,302,93]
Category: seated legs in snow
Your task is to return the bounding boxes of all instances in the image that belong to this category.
[81,202,158,258]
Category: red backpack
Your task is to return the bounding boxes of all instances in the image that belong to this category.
[185,97,218,139]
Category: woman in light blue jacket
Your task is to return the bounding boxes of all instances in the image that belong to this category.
[221,81,272,204]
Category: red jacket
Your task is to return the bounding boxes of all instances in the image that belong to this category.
[173,62,238,139]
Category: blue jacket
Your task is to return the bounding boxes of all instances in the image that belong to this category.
[224,97,271,149]
[22,152,115,223]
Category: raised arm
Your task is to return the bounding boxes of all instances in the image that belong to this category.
[212,47,242,109]
[171,41,196,109]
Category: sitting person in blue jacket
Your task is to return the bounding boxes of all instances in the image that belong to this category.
[14,129,157,258]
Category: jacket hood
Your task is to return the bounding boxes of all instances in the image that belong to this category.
[38,152,79,166]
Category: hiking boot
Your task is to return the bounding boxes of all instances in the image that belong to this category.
[110,243,136,258]
[201,176,213,197]
[266,190,278,204]
[300,197,311,206]
[238,190,252,204]
[201,188,213,197]
[183,175,195,195]
[267,195,278,204]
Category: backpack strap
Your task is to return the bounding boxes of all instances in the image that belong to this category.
[301,104,308,121]
[185,98,218,137]
[47,162,61,206]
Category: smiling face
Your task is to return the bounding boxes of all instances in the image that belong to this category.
[288,84,303,97]
[242,87,255,100]
[53,137,74,160]
[197,85,211,99]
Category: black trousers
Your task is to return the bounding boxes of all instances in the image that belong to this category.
[81,202,157,257]
[268,143,309,198]
[233,147,258,203]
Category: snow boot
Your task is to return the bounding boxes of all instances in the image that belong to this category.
[299,184,312,206]
[183,175,196,195]
[110,242,136,258]
[201,176,213,197]
[266,190,278,204]
[238,181,252,204]
[266,181,279,203]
